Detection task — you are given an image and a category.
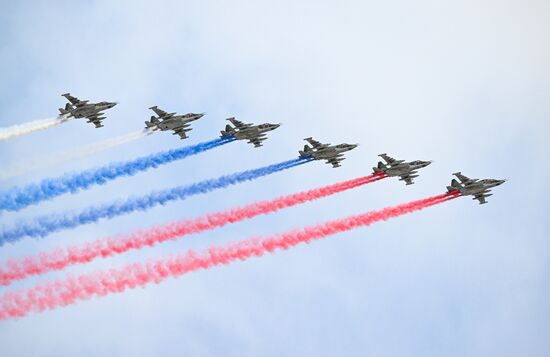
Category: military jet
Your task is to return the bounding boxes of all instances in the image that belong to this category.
[220,117,280,147]
[372,153,432,185]
[145,106,204,139]
[298,137,358,168]
[447,172,506,204]
[58,93,117,128]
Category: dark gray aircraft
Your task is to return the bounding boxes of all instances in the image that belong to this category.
[373,153,432,185]
[145,106,204,139]
[447,172,506,204]
[299,137,358,168]
[220,117,280,147]
[58,93,117,128]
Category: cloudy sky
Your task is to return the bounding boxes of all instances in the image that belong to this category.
[0,0,548,356]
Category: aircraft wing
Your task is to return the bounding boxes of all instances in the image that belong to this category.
[305,137,327,149]
[151,106,169,118]
[227,117,250,129]
[398,170,419,185]
[327,157,344,168]
[379,153,404,165]
[454,172,472,184]
[379,153,397,164]
[172,125,191,139]
[474,194,487,205]
[247,134,267,147]
[86,113,105,128]
[63,93,88,107]
[399,175,414,185]
[473,188,493,204]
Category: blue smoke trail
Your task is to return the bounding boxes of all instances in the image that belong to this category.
[0,157,311,245]
[0,137,234,213]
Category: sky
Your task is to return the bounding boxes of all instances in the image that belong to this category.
[0,0,549,356]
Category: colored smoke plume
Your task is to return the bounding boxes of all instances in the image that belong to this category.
[0,173,385,285]
[0,191,458,320]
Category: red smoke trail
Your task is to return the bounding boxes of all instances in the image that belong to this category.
[0,173,386,286]
[0,191,458,320]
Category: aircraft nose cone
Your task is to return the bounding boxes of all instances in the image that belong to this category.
[497,179,506,185]
[349,144,359,150]
[423,160,433,167]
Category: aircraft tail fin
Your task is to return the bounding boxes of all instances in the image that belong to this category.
[58,103,72,116]
[220,124,236,137]
[299,145,313,157]
[447,178,462,192]
[373,161,387,173]
[144,116,160,129]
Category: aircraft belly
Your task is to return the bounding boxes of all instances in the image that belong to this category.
[385,168,406,176]
[239,129,258,136]
[81,108,95,116]
[314,153,331,159]
[234,132,253,140]
[316,150,337,159]
[462,188,481,195]
[73,109,89,118]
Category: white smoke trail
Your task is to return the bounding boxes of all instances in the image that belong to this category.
[0,116,70,141]
[0,129,154,181]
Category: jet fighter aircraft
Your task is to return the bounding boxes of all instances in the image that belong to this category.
[58,93,117,128]
[145,106,204,139]
[220,117,280,147]
[372,153,432,185]
[447,172,506,204]
[298,137,358,168]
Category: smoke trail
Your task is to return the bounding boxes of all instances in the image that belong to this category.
[0,157,311,244]
[0,173,386,285]
[0,116,70,142]
[0,137,234,212]
[0,129,154,181]
[0,191,458,320]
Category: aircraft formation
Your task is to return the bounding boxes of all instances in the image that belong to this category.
[56,92,506,204]
[0,91,510,320]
